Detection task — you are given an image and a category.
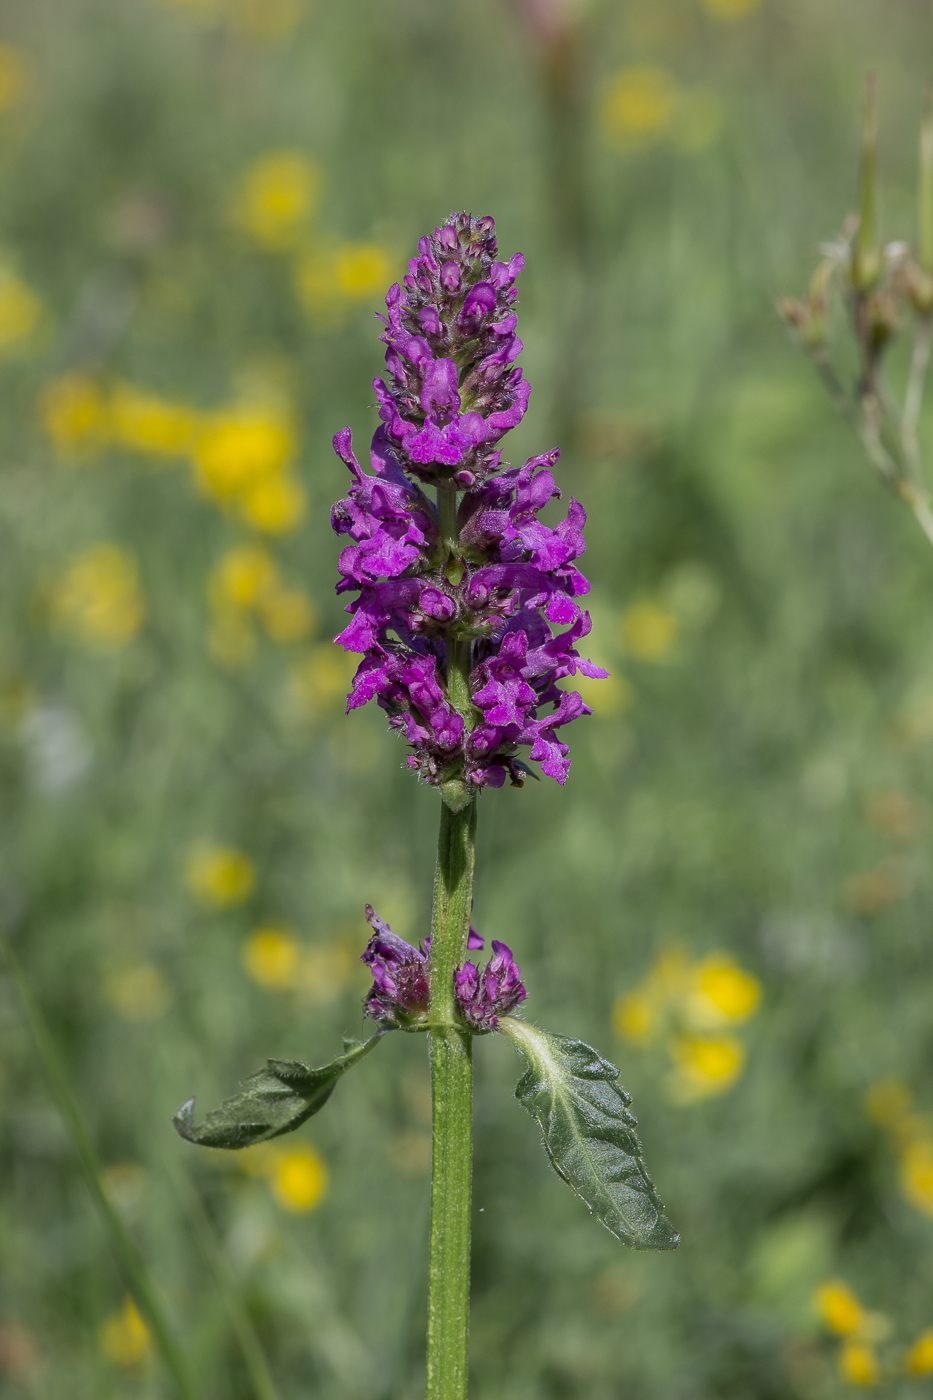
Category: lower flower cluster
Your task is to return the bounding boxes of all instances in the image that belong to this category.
[360,905,525,1031]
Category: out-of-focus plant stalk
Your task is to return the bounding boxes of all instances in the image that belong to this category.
[527,4,591,455]
[780,76,933,552]
[425,792,476,1400]
[167,1156,283,1400]
[0,930,198,1400]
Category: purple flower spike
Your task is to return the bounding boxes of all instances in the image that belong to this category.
[360,904,430,1027]
[455,939,526,1031]
[332,212,606,800]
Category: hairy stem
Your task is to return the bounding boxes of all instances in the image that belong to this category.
[902,315,932,486]
[426,799,477,1400]
[0,930,198,1400]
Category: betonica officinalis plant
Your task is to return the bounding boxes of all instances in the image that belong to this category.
[779,77,933,552]
[175,212,678,1399]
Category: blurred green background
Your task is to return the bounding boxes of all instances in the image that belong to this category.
[3,0,933,1395]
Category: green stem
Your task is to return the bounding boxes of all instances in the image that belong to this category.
[0,929,198,1400]
[426,799,477,1400]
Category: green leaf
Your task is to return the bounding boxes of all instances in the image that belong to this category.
[173,1033,387,1149]
[501,1019,679,1251]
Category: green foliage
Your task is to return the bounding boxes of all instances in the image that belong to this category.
[174,1035,387,1149]
[503,1020,679,1251]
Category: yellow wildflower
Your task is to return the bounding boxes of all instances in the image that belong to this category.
[193,408,294,500]
[289,645,357,714]
[239,473,306,533]
[612,990,658,1046]
[0,268,41,350]
[600,66,678,151]
[0,45,34,112]
[573,669,633,718]
[40,374,110,456]
[233,151,320,250]
[299,941,357,1002]
[99,1296,150,1368]
[670,1033,745,1099]
[103,965,172,1022]
[334,242,393,298]
[838,1339,880,1387]
[207,608,255,668]
[620,601,678,661]
[210,545,278,610]
[900,1138,933,1217]
[101,1162,148,1211]
[50,544,145,648]
[864,1079,913,1132]
[109,382,198,457]
[646,946,691,999]
[685,954,761,1029]
[702,0,759,19]
[242,926,301,990]
[186,844,255,907]
[906,1329,933,1376]
[269,1144,328,1212]
[814,1280,865,1337]
[258,586,316,642]
[230,0,304,40]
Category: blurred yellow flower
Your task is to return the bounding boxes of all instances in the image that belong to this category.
[239,473,306,533]
[193,409,294,500]
[838,1339,880,1387]
[109,382,198,457]
[297,240,395,325]
[258,586,316,643]
[685,954,761,1028]
[234,151,320,250]
[600,66,678,151]
[186,844,255,907]
[900,1138,933,1217]
[40,374,110,456]
[210,545,278,610]
[50,544,145,648]
[334,242,393,298]
[906,1329,933,1376]
[101,1162,148,1211]
[299,941,358,1002]
[269,1144,328,1212]
[0,268,41,350]
[0,45,34,112]
[207,608,255,668]
[620,601,678,661]
[289,645,357,714]
[104,965,172,1022]
[865,1078,913,1129]
[612,990,658,1045]
[702,0,759,19]
[573,669,633,718]
[670,1033,745,1099]
[230,0,304,40]
[99,1296,150,1368]
[814,1280,866,1337]
[242,925,301,989]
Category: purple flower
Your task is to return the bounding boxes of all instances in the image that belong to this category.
[360,905,430,1027]
[455,940,526,1031]
[332,212,607,800]
[360,904,491,1027]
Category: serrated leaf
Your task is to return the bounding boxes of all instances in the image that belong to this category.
[501,1018,679,1251]
[173,1033,386,1149]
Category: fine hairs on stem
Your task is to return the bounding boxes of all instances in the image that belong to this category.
[175,213,677,1400]
[779,76,933,550]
